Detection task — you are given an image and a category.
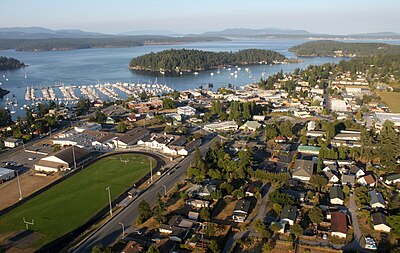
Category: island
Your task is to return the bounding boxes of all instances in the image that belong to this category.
[0,56,25,70]
[0,36,229,52]
[289,40,400,57]
[129,48,296,73]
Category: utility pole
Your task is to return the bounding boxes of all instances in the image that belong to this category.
[72,145,77,170]
[162,184,167,196]
[16,171,22,200]
[106,186,113,217]
[23,217,34,230]
[119,222,125,236]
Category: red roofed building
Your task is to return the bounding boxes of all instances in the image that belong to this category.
[357,174,376,187]
[331,212,348,238]
[127,115,136,122]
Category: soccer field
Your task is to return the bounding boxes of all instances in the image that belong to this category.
[0,153,154,248]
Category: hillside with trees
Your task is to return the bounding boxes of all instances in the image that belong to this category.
[0,36,229,52]
[289,40,400,57]
[129,49,288,72]
[0,56,25,70]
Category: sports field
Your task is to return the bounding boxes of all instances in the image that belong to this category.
[377,91,400,113]
[0,153,154,248]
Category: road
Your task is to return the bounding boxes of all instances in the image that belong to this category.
[72,134,218,253]
[343,192,367,253]
[222,183,273,253]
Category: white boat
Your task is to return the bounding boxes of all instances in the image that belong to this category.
[194,72,199,75]
[210,73,214,76]
[160,71,165,75]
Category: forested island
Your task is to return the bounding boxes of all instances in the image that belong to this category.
[289,40,400,57]
[0,36,229,52]
[129,48,293,72]
[0,56,25,70]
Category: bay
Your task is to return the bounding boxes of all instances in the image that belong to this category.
[1,38,400,118]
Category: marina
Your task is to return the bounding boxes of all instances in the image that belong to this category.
[20,82,173,103]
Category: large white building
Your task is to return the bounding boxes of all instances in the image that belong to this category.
[374,112,400,130]
[177,106,196,116]
[331,99,348,112]
[0,167,15,182]
[204,121,238,132]
[34,146,92,172]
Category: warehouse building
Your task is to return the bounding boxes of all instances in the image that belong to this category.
[0,167,16,182]
[33,146,92,172]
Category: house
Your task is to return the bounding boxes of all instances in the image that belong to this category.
[177,139,202,156]
[187,184,216,198]
[323,164,338,174]
[371,213,391,233]
[281,189,308,202]
[105,116,116,124]
[330,186,344,205]
[270,221,286,234]
[239,121,261,131]
[325,171,340,183]
[306,130,325,138]
[253,115,265,121]
[349,165,365,178]
[127,115,137,122]
[186,199,210,208]
[115,127,150,148]
[0,167,15,182]
[369,190,386,209]
[330,212,348,238]
[3,137,23,148]
[33,146,92,172]
[177,106,196,116]
[232,199,251,223]
[385,174,400,185]
[280,205,297,225]
[188,211,199,221]
[292,159,314,181]
[245,182,261,197]
[121,241,144,253]
[341,174,356,186]
[357,174,376,187]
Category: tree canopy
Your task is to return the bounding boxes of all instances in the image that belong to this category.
[129,49,286,72]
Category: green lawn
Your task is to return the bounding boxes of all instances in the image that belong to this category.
[377,91,400,113]
[0,154,154,248]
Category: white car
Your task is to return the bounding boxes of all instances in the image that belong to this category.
[364,237,377,250]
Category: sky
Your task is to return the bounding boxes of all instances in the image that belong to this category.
[0,0,399,35]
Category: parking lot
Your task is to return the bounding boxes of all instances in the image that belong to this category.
[0,141,54,173]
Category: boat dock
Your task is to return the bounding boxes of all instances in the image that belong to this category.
[23,82,173,102]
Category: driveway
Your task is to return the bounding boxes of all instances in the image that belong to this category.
[222,183,274,253]
[343,192,368,253]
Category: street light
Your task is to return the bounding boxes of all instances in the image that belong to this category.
[119,222,125,236]
[106,186,113,217]
[16,171,22,200]
[162,184,167,196]
[149,157,153,183]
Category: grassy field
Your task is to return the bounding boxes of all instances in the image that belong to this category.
[0,154,154,248]
[377,91,400,113]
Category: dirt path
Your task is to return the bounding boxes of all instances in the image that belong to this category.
[0,171,60,211]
